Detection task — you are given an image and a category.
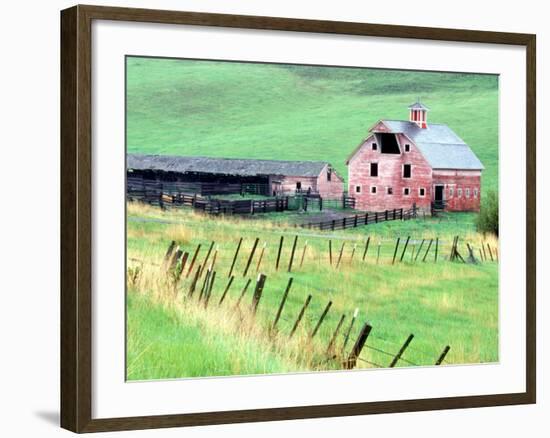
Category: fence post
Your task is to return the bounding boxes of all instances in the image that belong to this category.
[162,241,177,268]
[354,215,358,227]
[319,197,323,211]
[228,238,242,278]
[275,236,284,270]
[389,334,414,367]
[289,295,312,338]
[434,237,439,262]
[435,345,451,365]
[235,278,252,309]
[251,273,267,314]
[386,210,389,221]
[376,242,381,264]
[288,235,298,273]
[186,244,201,278]
[187,264,202,298]
[199,241,215,276]
[243,237,259,277]
[255,242,266,272]
[392,237,401,265]
[329,240,333,266]
[204,271,216,308]
[375,212,379,223]
[399,236,410,262]
[342,308,358,353]
[362,236,371,261]
[310,301,332,338]
[218,276,235,305]
[350,244,357,263]
[487,243,494,261]
[299,241,308,268]
[336,242,346,269]
[344,322,373,370]
[327,314,346,354]
[331,219,336,230]
[422,239,433,262]
[272,278,293,331]
[365,212,369,225]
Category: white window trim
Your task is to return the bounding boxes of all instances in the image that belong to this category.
[449,187,454,197]
[371,186,377,195]
[465,188,470,198]
[419,187,426,197]
[355,185,362,194]
[404,143,410,152]
[386,186,393,195]
[370,162,378,177]
[457,188,463,198]
[474,188,478,198]
[403,187,410,196]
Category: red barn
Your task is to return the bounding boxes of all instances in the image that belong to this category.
[346,102,484,214]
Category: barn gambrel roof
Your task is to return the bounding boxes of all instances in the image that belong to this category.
[127,154,336,178]
[379,120,484,170]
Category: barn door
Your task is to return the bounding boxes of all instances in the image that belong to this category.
[434,185,444,209]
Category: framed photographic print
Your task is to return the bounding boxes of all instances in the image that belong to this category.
[60,4,536,433]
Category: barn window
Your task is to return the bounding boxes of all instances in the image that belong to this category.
[372,143,378,151]
[379,133,401,154]
[419,188,425,197]
[465,188,470,198]
[403,164,411,178]
[387,187,393,195]
[403,187,410,196]
[296,181,302,190]
[474,188,478,198]
[457,188,463,197]
[449,187,454,197]
[371,186,377,194]
[404,144,410,152]
[355,185,362,193]
[370,162,378,177]
[327,168,332,181]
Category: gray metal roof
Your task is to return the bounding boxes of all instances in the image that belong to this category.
[377,120,484,170]
[408,102,430,110]
[127,154,331,177]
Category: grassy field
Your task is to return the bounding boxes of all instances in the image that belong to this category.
[125,58,499,380]
[126,57,499,195]
[126,203,498,380]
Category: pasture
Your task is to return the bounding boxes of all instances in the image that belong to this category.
[126,203,498,380]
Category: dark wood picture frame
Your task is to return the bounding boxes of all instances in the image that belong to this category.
[60,4,536,433]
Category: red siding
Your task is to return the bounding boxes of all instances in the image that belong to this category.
[432,170,482,212]
[270,166,344,199]
[347,134,432,212]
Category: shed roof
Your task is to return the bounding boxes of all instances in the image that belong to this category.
[127,154,331,177]
[375,120,484,170]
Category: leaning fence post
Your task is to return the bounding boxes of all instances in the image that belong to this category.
[251,273,267,314]
[399,236,410,262]
[243,237,259,277]
[344,322,373,369]
[329,240,333,266]
[186,244,201,277]
[228,237,242,278]
[422,239,433,262]
[487,243,494,261]
[434,237,439,262]
[415,239,425,262]
[362,236,371,261]
[272,277,293,331]
[187,264,202,297]
[199,241,215,276]
[392,237,401,265]
[288,235,298,273]
[204,271,217,308]
[256,242,266,272]
[162,240,176,268]
[310,301,333,338]
[376,242,381,264]
[435,345,451,365]
[218,275,235,305]
[389,334,414,367]
[235,278,252,309]
[350,244,357,263]
[327,314,346,354]
[299,241,308,268]
[342,308,358,353]
[275,236,284,270]
[336,242,346,269]
[289,294,312,338]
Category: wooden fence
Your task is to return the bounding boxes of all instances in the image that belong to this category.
[301,206,417,230]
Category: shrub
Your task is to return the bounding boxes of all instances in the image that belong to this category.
[476,190,499,236]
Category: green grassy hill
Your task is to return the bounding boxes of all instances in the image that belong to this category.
[126,57,499,194]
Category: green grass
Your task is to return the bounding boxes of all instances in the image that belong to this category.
[126,204,498,379]
[126,57,499,195]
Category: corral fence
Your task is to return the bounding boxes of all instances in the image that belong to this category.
[301,205,417,230]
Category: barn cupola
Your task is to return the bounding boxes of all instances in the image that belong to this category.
[408,101,429,129]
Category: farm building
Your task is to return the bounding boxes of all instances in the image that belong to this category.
[127,154,344,199]
[346,102,484,213]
